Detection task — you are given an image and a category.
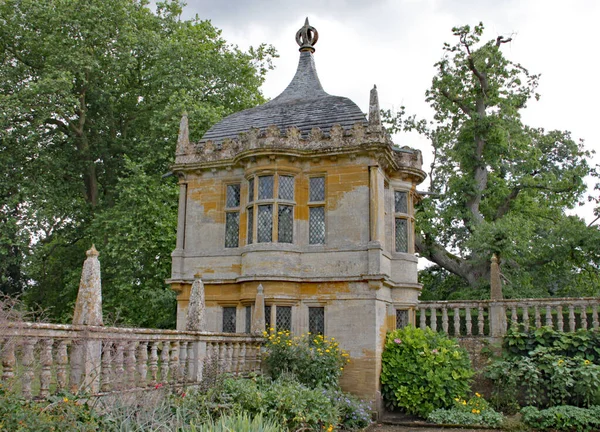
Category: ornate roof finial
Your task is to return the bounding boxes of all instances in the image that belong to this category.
[295,17,318,53]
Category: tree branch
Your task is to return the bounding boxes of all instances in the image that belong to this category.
[440,89,472,117]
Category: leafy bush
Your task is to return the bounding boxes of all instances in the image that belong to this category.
[324,388,372,430]
[521,405,600,431]
[486,346,600,408]
[427,393,504,428]
[380,326,474,417]
[262,329,349,388]
[190,412,283,432]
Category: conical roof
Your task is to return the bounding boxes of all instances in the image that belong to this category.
[200,20,367,143]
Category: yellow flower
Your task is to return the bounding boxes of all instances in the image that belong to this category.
[584,360,591,365]
[325,349,330,353]
[558,359,565,365]
[63,397,69,403]
[462,401,467,405]
[340,367,344,371]
[475,392,481,397]
[454,398,460,402]
[331,337,335,341]
[269,327,274,331]
[472,409,480,414]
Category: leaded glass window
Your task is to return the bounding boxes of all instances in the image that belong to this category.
[226,184,241,208]
[248,178,254,202]
[225,212,239,248]
[265,305,272,330]
[278,205,293,243]
[245,305,251,333]
[247,208,253,245]
[309,206,325,244]
[395,218,408,253]
[396,309,409,329]
[222,307,236,333]
[309,177,325,202]
[309,307,325,335]
[258,175,274,199]
[257,205,273,243]
[394,191,408,213]
[278,175,295,200]
[276,306,292,331]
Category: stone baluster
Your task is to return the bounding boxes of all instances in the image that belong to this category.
[465,307,472,336]
[125,341,137,387]
[534,305,541,329]
[101,341,113,392]
[545,305,553,328]
[218,342,226,372]
[115,341,126,390]
[179,341,188,383]
[522,306,530,332]
[429,306,437,331]
[478,305,485,336]
[170,341,180,383]
[228,343,235,372]
[22,338,37,398]
[453,308,461,336]
[580,305,588,330]
[441,307,449,333]
[255,342,262,371]
[234,342,242,373]
[419,306,427,330]
[39,338,54,398]
[69,341,83,393]
[511,305,519,329]
[149,341,159,386]
[137,341,149,386]
[592,304,599,330]
[160,341,170,383]
[239,342,247,373]
[557,306,564,332]
[569,305,576,331]
[56,340,69,390]
[186,342,194,381]
[1,339,16,382]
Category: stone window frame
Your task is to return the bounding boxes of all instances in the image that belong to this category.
[308,175,326,245]
[393,189,412,254]
[246,172,296,245]
[224,183,241,248]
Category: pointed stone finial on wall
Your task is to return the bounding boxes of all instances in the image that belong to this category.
[490,254,503,300]
[368,85,382,129]
[186,273,207,332]
[176,112,191,155]
[295,17,319,53]
[73,245,103,326]
[251,284,266,334]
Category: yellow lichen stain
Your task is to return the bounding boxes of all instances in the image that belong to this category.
[188,177,225,223]
[300,282,350,296]
[204,283,241,302]
[326,165,368,211]
[340,349,378,400]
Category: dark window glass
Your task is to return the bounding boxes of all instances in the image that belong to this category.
[248,178,254,202]
[309,206,325,244]
[309,177,325,202]
[247,208,253,245]
[309,307,325,335]
[396,309,409,329]
[222,307,236,333]
[226,184,241,208]
[258,175,274,199]
[245,305,251,333]
[278,175,295,200]
[395,218,408,253]
[265,305,272,330]
[257,204,273,243]
[278,205,293,243]
[394,191,408,213]
[276,306,292,331]
[225,212,239,248]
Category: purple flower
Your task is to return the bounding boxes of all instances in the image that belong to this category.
[394,338,402,344]
[432,349,439,354]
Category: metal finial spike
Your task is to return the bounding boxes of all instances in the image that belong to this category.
[295,18,319,53]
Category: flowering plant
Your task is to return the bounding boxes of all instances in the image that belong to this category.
[427,393,504,428]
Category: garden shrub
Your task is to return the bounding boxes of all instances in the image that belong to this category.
[427,393,504,428]
[521,405,600,432]
[262,329,349,388]
[324,388,372,430]
[190,412,283,432]
[380,326,474,417]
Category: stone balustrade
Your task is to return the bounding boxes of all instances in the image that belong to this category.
[0,322,263,398]
[417,297,600,338]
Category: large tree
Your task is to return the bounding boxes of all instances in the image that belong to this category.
[386,23,599,298]
[0,0,276,326]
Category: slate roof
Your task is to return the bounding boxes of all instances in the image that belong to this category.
[199,50,368,143]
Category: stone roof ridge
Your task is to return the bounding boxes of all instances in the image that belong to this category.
[269,50,328,103]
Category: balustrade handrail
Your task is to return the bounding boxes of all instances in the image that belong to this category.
[419,297,600,307]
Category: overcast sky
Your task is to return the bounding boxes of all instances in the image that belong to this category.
[179,0,599,222]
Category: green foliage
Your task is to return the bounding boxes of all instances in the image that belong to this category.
[0,0,276,326]
[262,329,350,388]
[383,22,599,298]
[324,388,372,431]
[0,389,105,431]
[487,328,600,409]
[190,412,283,432]
[380,326,474,417]
[521,405,600,432]
[427,394,504,428]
